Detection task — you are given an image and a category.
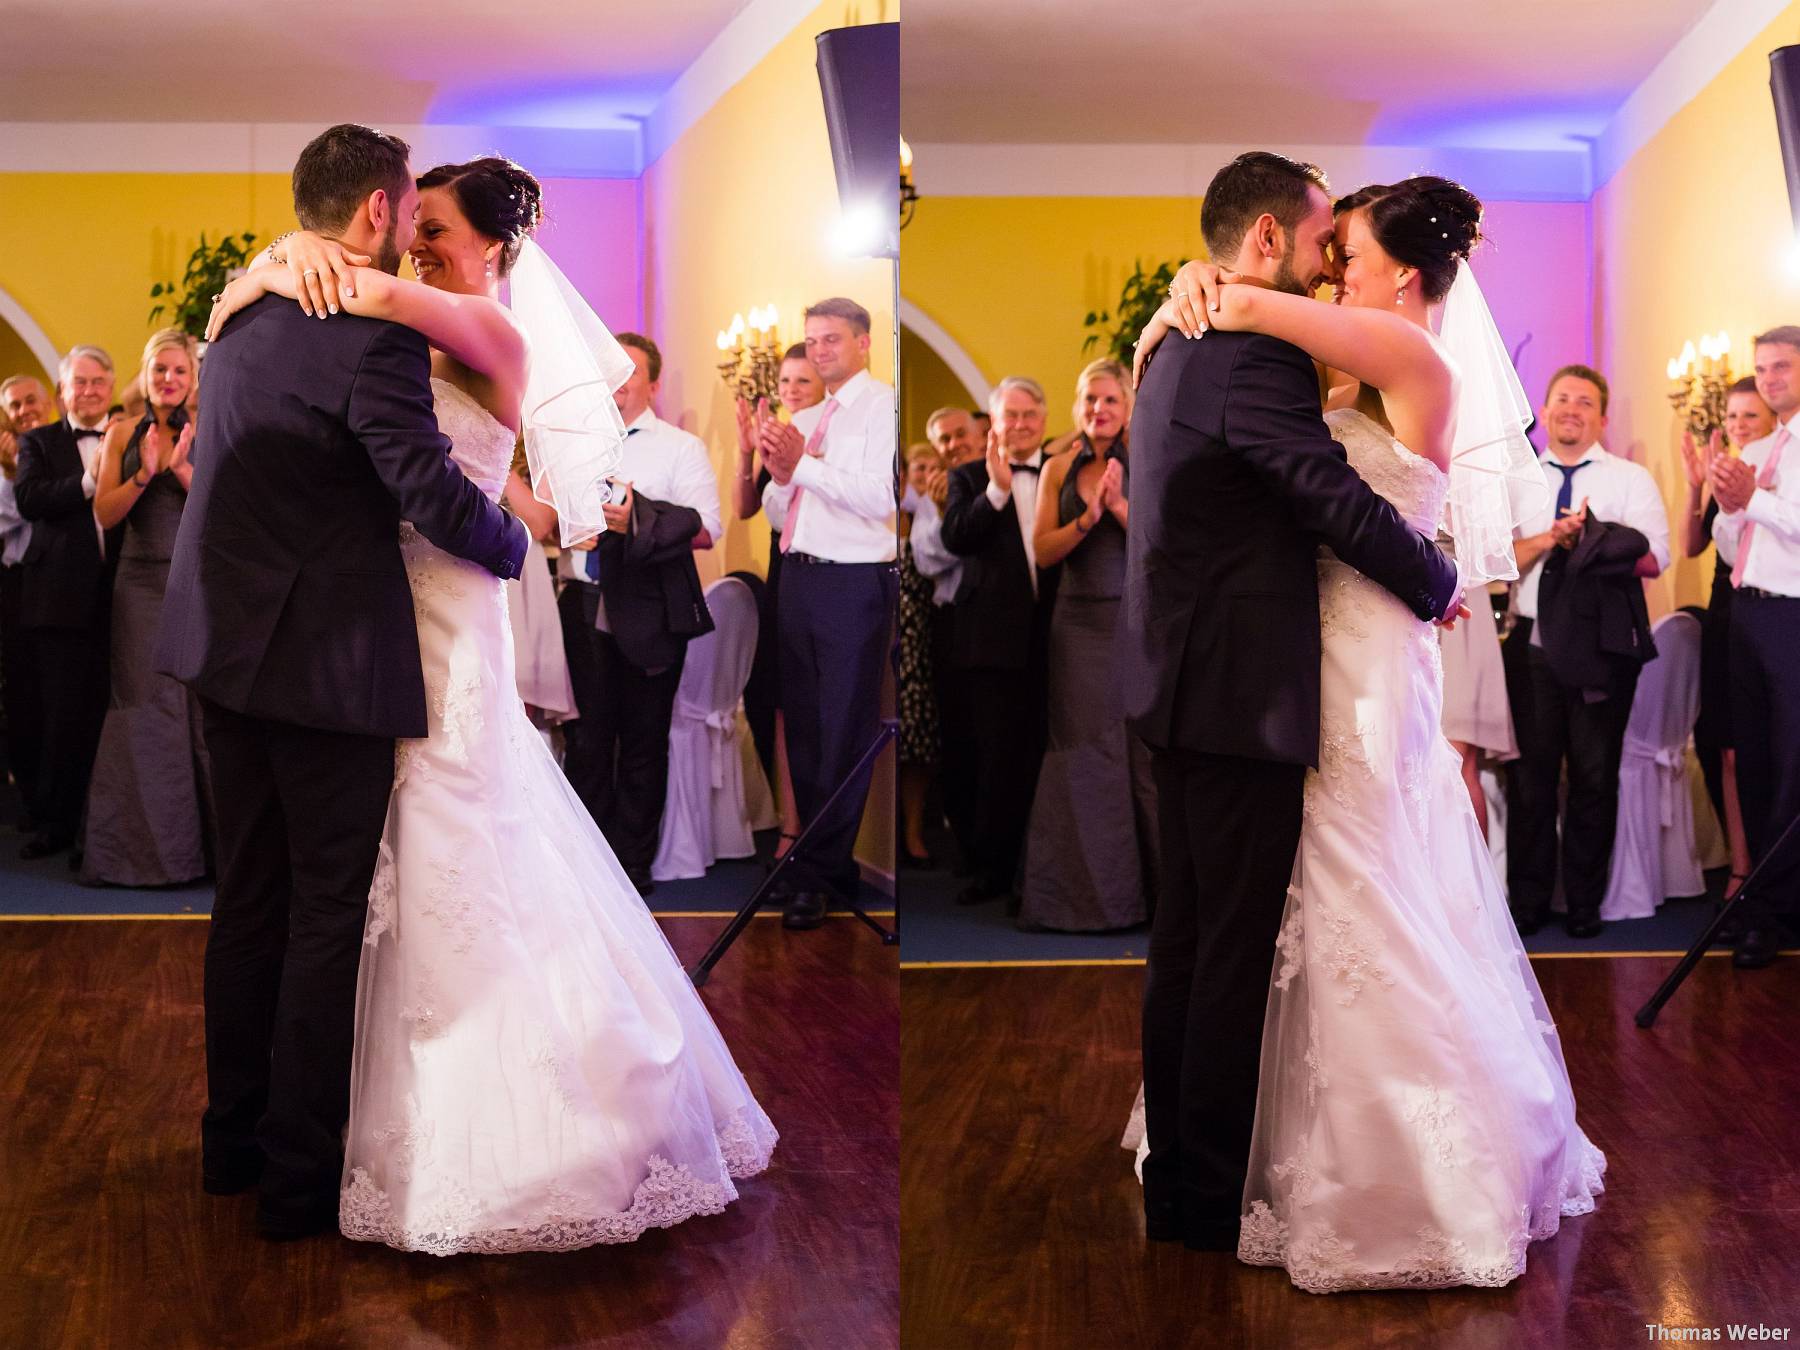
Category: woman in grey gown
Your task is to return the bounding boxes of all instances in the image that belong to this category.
[83,328,211,885]
[1017,359,1157,931]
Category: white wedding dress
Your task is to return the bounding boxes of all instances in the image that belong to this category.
[338,379,777,1255]
[1128,408,1604,1293]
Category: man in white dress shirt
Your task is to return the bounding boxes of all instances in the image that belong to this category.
[1709,326,1800,968]
[757,297,897,930]
[556,332,723,894]
[1503,364,1670,939]
[15,348,122,860]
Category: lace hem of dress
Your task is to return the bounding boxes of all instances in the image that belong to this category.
[339,1108,778,1257]
[1236,1139,1606,1294]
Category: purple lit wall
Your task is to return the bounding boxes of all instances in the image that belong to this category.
[1467,199,1594,441]
[532,178,645,333]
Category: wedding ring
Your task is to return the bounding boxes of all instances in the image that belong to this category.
[303,268,320,277]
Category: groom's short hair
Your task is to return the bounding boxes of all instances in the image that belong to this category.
[1200,152,1329,262]
[292,124,413,233]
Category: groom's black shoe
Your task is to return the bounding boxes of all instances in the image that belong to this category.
[1144,1196,1182,1243]
[1181,1218,1241,1253]
[1564,912,1604,940]
[1511,909,1545,937]
[202,1156,263,1196]
[256,1197,338,1241]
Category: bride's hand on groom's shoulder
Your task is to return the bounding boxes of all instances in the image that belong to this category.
[283,231,372,319]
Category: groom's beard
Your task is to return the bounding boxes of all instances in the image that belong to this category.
[372,221,403,276]
[1270,251,1313,297]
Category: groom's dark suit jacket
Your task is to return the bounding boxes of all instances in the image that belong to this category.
[155,293,528,739]
[1122,330,1459,768]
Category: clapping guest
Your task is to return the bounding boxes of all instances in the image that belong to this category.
[940,377,1058,908]
[0,374,49,827]
[757,297,897,930]
[15,345,121,862]
[1709,327,1800,968]
[733,343,823,861]
[81,329,212,885]
[919,407,979,867]
[1018,359,1156,931]
[898,442,945,866]
[1680,377,1774,909]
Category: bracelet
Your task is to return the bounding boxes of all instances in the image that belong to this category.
[266,230,296,266]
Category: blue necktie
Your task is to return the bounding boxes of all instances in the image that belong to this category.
[1551,460,1590,516]
[586,426,640,581]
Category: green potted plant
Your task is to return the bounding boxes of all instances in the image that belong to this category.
[1083,259,1181,367]
[149,231,260,342]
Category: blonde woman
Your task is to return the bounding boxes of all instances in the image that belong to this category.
[83,328,212,884]
[1018,358,1157,931]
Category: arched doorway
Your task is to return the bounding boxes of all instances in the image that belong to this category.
[0,288,58,391]
[899,299,988,446]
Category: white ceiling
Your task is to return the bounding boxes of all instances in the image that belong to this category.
[901,0,1722,152]
[1,0,755,128]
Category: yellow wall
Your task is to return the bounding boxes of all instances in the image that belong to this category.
[1594,2,1800,613]
[902,196,1206,437]
[643,0,898,586]
[643,0,899,877]
[0,173,298,388]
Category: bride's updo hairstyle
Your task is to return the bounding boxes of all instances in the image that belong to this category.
[1332,176,1483,303]
[416,156,544,276]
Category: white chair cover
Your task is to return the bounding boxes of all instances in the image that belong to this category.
[651,577,776,882]
[1601,612,1706,920]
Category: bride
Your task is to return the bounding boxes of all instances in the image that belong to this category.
[1128,175,1604,1293]
[209,156,776,1255]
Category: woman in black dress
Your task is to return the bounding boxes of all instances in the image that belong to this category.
[1017,359,1157,931]
[82,328,212,885]
[1681,377,1775,906]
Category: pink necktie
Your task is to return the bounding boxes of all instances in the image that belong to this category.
[1731,426,1788,588]
[779,397,838,554]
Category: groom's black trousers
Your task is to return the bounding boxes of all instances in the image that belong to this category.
[1143,746,1305,1244]
[199,699,393,1225]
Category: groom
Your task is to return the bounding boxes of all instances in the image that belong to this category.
[156,124,528,1238]
[1123,151,1462,1251]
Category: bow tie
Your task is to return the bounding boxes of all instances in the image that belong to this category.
[71,427,104,440]
[1010,461,1041,475]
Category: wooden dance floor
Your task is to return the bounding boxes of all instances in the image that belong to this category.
[0,913,897,1350]
[902,955,1800,1348]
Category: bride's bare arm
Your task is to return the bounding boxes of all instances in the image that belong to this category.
[209,259,528,396]
[1209,288,1449,413]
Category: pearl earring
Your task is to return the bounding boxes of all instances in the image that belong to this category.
[1395,285,1406,306]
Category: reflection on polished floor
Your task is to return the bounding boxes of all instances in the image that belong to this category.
[902,954,1800,1348]
[0,915,898,1350]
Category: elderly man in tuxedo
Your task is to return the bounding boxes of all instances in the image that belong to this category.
[15,347,122,861]
[939,376,1058,908]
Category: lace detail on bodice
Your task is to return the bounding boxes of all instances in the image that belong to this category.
[1323,408,1447,535]
[429,377,516,502]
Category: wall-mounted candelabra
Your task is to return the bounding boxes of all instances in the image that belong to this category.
[716,306,782,404]
[1666,331,1734,439]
